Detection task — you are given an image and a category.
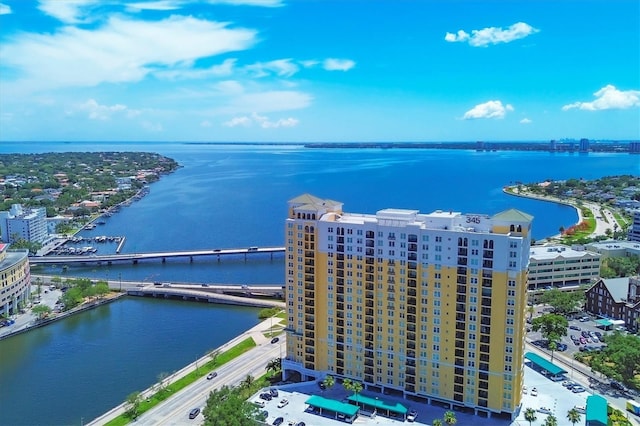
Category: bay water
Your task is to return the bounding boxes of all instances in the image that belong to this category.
[0,142,637,425]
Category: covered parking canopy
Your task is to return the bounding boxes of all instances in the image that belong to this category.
[305,395,359,420]
[595,319,613,329]
[525,352,567,376]
[348,394,408,418]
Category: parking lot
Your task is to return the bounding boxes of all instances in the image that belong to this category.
[253,362,599,426]
[527,314,610,359]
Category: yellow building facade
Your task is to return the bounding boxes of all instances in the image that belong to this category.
[283,194,533,420]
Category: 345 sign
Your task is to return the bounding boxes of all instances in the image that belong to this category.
[466,215,482,224]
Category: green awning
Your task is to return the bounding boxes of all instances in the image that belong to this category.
[525,352,567,376]
[586,395,608,425]
[595,319,612,327]
[348,394,408,414]
[305,395,359,416]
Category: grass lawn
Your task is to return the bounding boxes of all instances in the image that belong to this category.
[105,337,256,426]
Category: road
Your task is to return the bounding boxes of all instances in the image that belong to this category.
[138,339,284,425]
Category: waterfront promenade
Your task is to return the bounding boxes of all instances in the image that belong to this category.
[86,316,282,425]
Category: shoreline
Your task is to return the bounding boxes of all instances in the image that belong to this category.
[503,185,584,242]
[0,292,125,341]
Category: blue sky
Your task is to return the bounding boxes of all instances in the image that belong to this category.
[0,0,638,142]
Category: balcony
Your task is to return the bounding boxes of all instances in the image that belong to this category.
[408,279,417,288]
[365,325,374,333]
[305,307,315,315]
[305,339,314,346]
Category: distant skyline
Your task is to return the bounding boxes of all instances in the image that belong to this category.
[0,0,638,143]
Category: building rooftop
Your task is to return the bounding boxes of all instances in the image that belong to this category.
[530,245,599,260]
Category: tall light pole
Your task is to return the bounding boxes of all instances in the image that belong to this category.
[119,273,122,292]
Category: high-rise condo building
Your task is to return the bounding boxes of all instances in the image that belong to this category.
[283,194,533,420]
[0,204,48,244]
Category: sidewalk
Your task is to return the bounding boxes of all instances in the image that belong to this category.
[86,315,283,425]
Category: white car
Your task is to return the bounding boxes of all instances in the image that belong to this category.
[277,398,289,408]
[254,400,265,408]
[531,387,538,396]
[407,409,418,422]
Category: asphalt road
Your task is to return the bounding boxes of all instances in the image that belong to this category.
[135,338,284,425]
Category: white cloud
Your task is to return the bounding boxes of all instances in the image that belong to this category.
[300,60,319,68]
[126,1,184,12]
[463,100,513,120]
[200,120,212,127]
[224,112,298,128]
[1,16,256,92]
[520,118,532,124]
[218,90,313,114]
[206,0,283,6]
[37,0,98,24]
[323,58,356,71]
[79,98,139,120]
[246,59,300,77]
[223,116,252,127]
[0,2,12,14]
[156,58,237,80]
[445,22,539,47]
[444,30,469,43]
[78,99,140,120]
[562,85,640,111]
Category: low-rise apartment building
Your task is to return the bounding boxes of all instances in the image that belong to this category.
[585,276,640,333]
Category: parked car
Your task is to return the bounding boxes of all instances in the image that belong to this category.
[254,400,266,408]
[572,386,586,393]
[538,407,552,415]
[207,372,218,380]
[407,409,418,422]
[531,387,538,396]
[277,398,289,408]
[269,388,279,397]
[273,417,284,426]
[188,407,200,419]
[580,337,587,344]
[569,325,581,330]
[260,392,273,401]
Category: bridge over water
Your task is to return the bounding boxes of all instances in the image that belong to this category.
[28,246,285,266]
[127,284,286,309]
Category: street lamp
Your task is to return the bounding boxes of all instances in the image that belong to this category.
[119,273,122,292]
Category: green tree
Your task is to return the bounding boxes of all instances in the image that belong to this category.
[540,288,584,316]
[125,391,142,420]
[532,314,568,362]
[524,407,537,426]
[240,374,254,389]
[208,349,220,366]
[31,304,52,320]
[94,282,109,299]
[265,357,281,374]
[203,385,258,425]
[566,408,581,425]
[432,419,443,426]
[322,374,335,391]
[443,410,457,425]
[543,414,558,426]
[61,287,84,310]
[588,331,640,388]
[342,378,363,398]
[156,372,169,395]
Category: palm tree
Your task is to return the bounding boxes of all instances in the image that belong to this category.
[524,407,537,426]
[208,349,220,366]
[432,419,443,426]
[443,410,457,425]
[265,358,281,374]
[566,408,581,425]
[241,374,254,389]
[322,374,335,390]
[543,415,558,426]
